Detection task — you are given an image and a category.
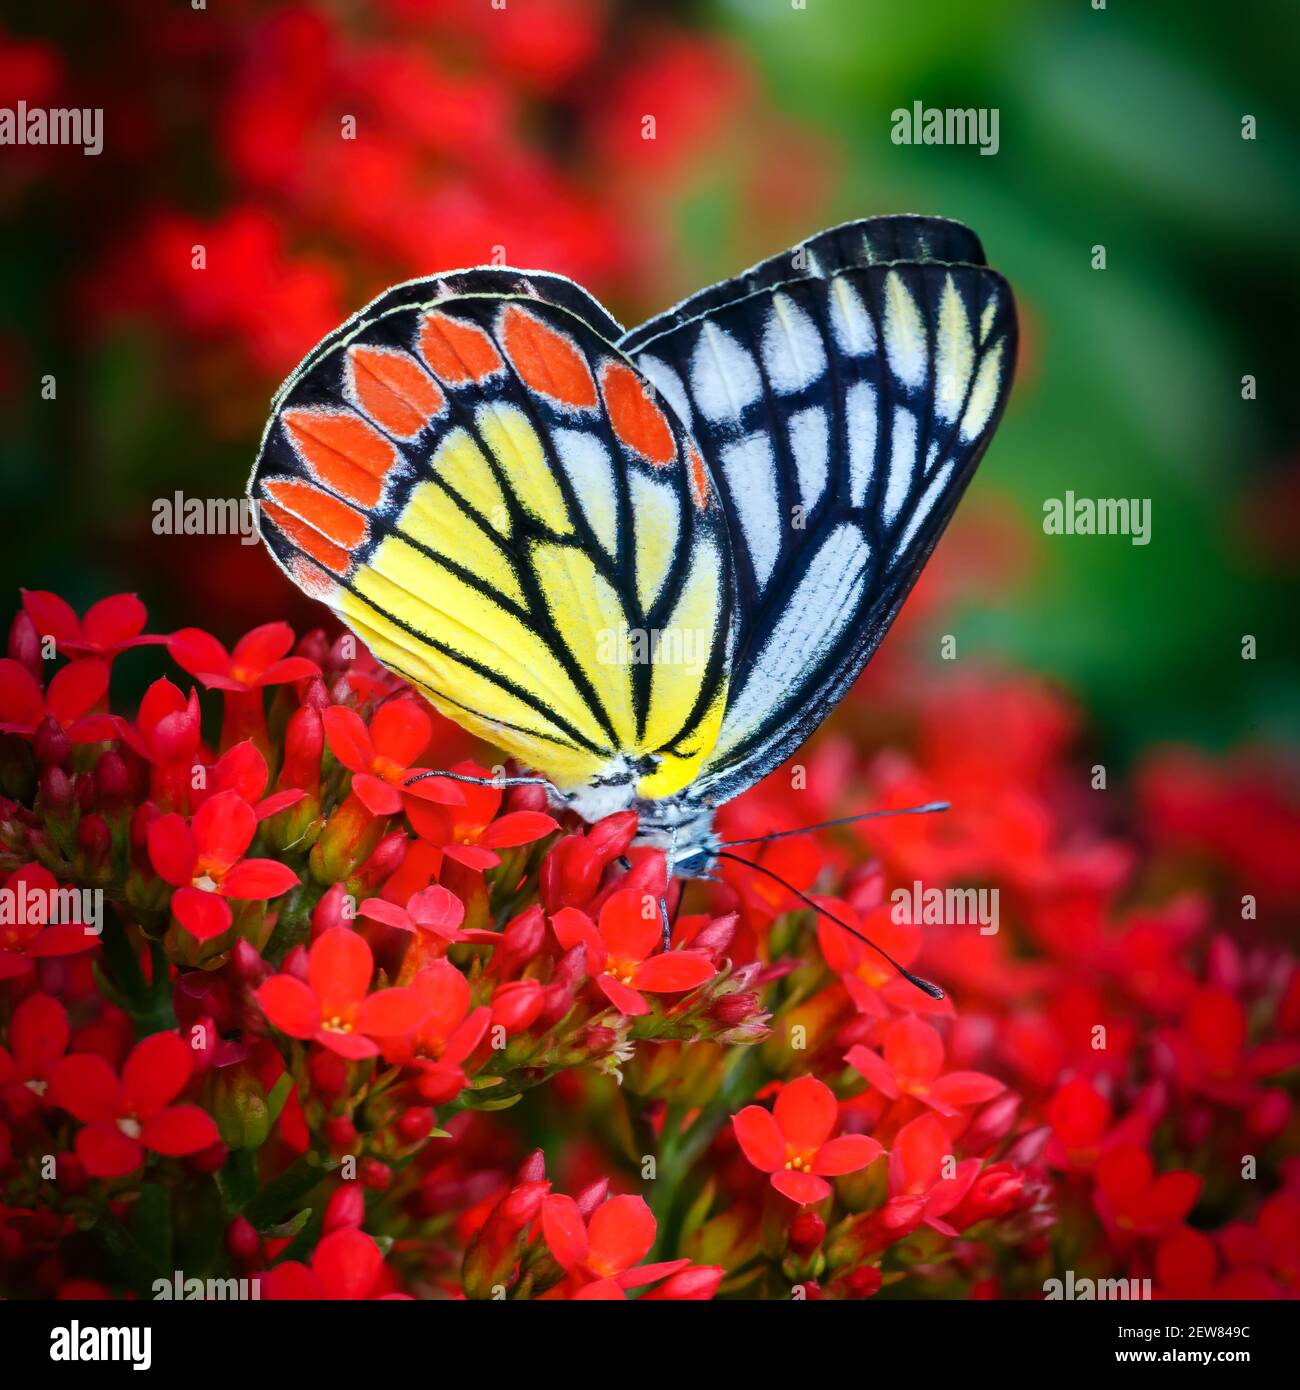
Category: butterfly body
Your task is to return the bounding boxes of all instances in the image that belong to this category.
[249,216,1016,878]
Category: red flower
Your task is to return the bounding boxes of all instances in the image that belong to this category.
[0,992,69,1121]
[323,699,458,818]
[405,759,558,870]
[167,621,319,692]
[148,790,301,941]
[734,1075,884,1205]
[397,961,491,1101]
[47,1031,219,1178]
[21,591,164,661]
[262,1227,405,1299]
[884,1112,983,1237]
[0,657,117,743]
[551,887,716,1017]
[540,1193,686,1299]
[1093,1144,1201,1237]
[360,885,465,942]
[257,927,429,1059]
[0,864,100,979]
[846,1017,1003,1117]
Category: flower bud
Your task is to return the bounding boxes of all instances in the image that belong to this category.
[212,1063,271,1150]
[279,705,323,796]
[32,715,70,769]
[308,1045,350,1100]
[360,1158,393,1191]
[94,750,134,812]
[226,1216,261,1263]
[38,765,76,824]
[8,610,43,676]
[789,1210,825,1256]
[323,1183,366,1233]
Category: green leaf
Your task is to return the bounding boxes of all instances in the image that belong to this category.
[129,1183,173,1271]
[243,1156,335,1231]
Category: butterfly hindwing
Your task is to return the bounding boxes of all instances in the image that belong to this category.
[619,223,1016,805]
[249,275,733,805]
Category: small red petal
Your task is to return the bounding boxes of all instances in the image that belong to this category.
[770,1170,833,1206]
[220,859,301,900]
[172,887,233,942]
[257,976,321,1039]
[733,1106,785,1173]
[141,1104,220,1156]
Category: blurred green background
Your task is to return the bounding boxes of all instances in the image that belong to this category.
[1,0,1297,760]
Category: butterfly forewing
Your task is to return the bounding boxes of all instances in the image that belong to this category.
[249,276,734,804]
[620,230,1016,805]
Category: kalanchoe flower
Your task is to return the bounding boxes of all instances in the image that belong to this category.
[323,698,459,817]
[0,657,118,744]
[734,1075,884,1205]
[360,884,465,942]
[257,927,429,1058]
[21,591,164,661]
[405,759,558,870]
[0,863,101,978]
[148,789,301,941]
[0,992,70,1122]
[846,1017,1004,1116]
[47,1031,219,1178]
[540,1193,690,1299]
[168,622,319,693]
[551,886,717,1017]
[262,1227,407,1299]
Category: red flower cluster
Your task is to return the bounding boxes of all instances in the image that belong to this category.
[0,591,1297,1301]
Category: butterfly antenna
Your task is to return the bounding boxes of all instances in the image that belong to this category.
[718,801,949,850]
[406,770,557,791]
[713,849,945,1001]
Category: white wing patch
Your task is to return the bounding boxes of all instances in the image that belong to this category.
[638,353,694,431]
[883,406,916,524]
[934,275,974,424]
[894,461,955,560]
[763,293,826,394]
[829,278,874,357]
[629,471,680,610]
[960,339,1005,442]
[846,381,878,508]
[554,428,619,556]
[720,433,781,590]
[788,405,829,513]
[710,522,871,759]
[884,270,927,390]
[691,321,762,424]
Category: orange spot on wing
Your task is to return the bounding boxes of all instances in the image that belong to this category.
[283,409,397,508]
[687,443,711,511]
[263,477,367,548]
[262,500,352,576]
[600,360,676,466]
[418,312,504,383]
[347,346,445,436]
[289,555,338,598]
[500,304,597,409]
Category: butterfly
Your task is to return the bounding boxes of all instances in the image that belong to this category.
[248,215,1016,991]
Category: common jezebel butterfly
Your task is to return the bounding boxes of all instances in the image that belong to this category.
[248,216,1016,977]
